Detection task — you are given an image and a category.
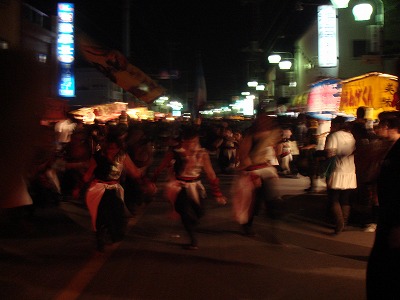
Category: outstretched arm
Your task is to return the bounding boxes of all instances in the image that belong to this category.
[124,153,157,195]
[152,150,175,182]
[124,154,143,180]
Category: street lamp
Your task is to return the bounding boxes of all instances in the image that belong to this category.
[329,0,350,8]
[268,52,294,70]
[279,59,293,70]
[268,54,282,64]
[331,0,384,25]
[352,3,373,21]
[352,0,384,25]
[247,80,258,87]
[256,84,266,91]
[333,0,384,55]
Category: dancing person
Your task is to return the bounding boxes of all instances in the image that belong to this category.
[153,124,226,250]
[124,127,155,214]
[232,112,283,236]
[83,134,155,251]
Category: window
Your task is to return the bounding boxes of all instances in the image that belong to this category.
[353,40,367,58]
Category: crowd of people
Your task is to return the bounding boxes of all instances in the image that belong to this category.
[23,109,396,231]
[3,100,400,298]
[3,50,400,299]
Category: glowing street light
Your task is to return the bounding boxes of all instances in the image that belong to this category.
[329,0,350,9]
[279,60,293,70]
[333,0,384,55]
[352,3,373,21]
[267,54,282,64]
[256,84,266,91]
[247,80,258,87]
[331,0,384,25]
[268,52,294,70]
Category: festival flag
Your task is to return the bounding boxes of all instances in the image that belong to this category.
[193,54,207,119]
[77,34,164,104]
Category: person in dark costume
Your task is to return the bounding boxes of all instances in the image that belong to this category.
[153,125,226,250]
[83,135,155,251]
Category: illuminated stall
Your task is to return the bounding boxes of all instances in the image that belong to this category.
[339,72,398,120]
[68,102,155,124]
[306,78,342,120]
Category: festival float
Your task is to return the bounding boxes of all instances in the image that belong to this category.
[68,102,154,124]
[339,72,398,120]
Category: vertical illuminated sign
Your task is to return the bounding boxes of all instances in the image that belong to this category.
[57,3,75,97]
[318,5,337,68]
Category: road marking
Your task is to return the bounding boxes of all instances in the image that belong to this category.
[53,215,141,300]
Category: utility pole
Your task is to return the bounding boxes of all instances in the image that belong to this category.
[122,0,130,103]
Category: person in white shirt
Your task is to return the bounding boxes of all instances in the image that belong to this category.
[54,118,76,152]
[324,116,357,234]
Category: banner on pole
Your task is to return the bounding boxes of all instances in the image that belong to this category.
[77,34,164,103]
[193,55,207,118]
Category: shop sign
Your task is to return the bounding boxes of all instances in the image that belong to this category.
[57,2,75,98]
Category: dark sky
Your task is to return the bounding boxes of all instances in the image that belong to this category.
[27,0,325,101]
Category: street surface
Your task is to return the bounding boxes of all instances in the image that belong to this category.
[0,153,375,300]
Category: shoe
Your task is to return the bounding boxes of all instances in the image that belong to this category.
[364,223,377,233]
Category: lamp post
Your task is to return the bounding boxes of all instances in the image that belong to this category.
[267,52,297,108]
[267,52,296,71]
[331,0,384,56]
[268,52,296,73]
[331,0,384,24]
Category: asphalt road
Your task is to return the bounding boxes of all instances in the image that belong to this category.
[0,155,375,300]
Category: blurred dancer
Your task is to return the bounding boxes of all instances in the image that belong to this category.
[124,127,155,214]
[83,135,155,251]
[232,113,283,236]
[153,124,226,250]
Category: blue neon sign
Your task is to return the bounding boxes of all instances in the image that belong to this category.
[57,2,75,97]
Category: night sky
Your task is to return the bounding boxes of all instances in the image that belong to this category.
[26,0,325,101]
